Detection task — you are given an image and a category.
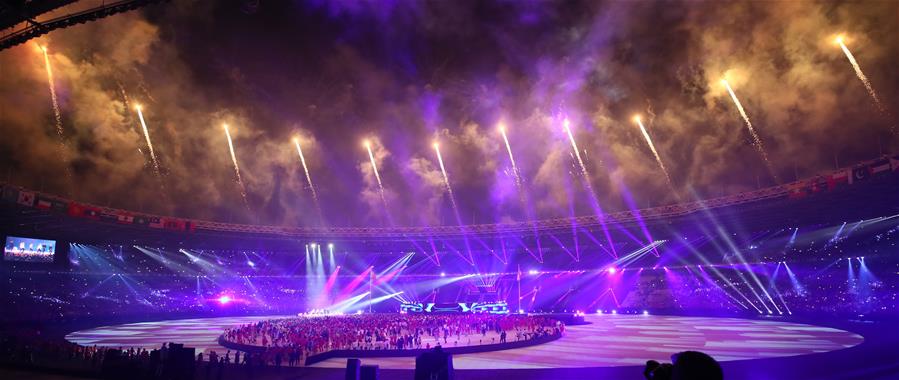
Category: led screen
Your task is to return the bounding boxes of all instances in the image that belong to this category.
[4,236,56,263]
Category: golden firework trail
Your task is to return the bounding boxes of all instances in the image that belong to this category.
[722,79,777,181]
[134,105,161,176]
[633,116,673,189]
[364,140,389,210]
[294,138,323,221]
[223,124,250,210]
[498,122,523,189]
[39,45,64,139]
[835,36,885,113]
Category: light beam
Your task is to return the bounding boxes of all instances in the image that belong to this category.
[563,118,617,257]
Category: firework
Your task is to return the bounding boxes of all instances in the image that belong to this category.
[134,105,161,176]
[433,142,459,211]
[223,124,250,210]
[294,138,323,221]
[39,45,64,139]
[633,115,673,189]
[364,139,390,211]
[721,79,777,180]
[563,118,590,180]
[835,35,885,114]
[434,141,474,264]
[498,122,523,189]
[562,117,617,257]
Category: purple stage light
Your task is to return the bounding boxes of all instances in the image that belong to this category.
[218,295,232,304]
[607,267,617,274]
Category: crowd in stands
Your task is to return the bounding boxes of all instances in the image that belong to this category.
[221,313,562,364]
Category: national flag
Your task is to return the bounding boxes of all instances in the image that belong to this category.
[827,169,850,189]
[115,211,135,224]
[787,182,807,199]
[851,167,868,183]
[870,160,891,176]
[50,200,68,214]
[82,207,100,220]
[68,203,101,219]
[163,218,186,231]
[148,216,164,228]
[809,177,826,193]
[67,203,84,217]
[99,211,118,223]
[16,191,35,207]
[35,197,52,210]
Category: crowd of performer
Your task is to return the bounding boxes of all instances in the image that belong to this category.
[221,313,563,365]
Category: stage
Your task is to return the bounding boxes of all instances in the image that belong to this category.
[66,314,863,370]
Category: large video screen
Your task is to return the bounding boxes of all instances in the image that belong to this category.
[4,236,56,263]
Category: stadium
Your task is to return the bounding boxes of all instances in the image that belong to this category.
[1,1,898,380]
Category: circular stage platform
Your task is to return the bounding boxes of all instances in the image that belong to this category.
[66,314,863,370]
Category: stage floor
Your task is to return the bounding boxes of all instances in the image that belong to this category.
[66,314,863,370]
[66,315,287,355]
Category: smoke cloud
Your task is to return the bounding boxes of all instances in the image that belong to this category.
[0,1,895,227]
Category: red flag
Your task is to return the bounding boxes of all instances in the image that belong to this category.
[827,169,850,189]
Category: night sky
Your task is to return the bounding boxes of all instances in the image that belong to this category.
[0,0,896,227]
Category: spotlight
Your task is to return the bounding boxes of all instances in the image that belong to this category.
[247,260,255,267]
[611,310,618,315]
[607,267,617,274]
[440,272,446,277]
[328,243,334,249]
[528,269,538,275]
[218,295,232,304]
[643,310,649,316]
